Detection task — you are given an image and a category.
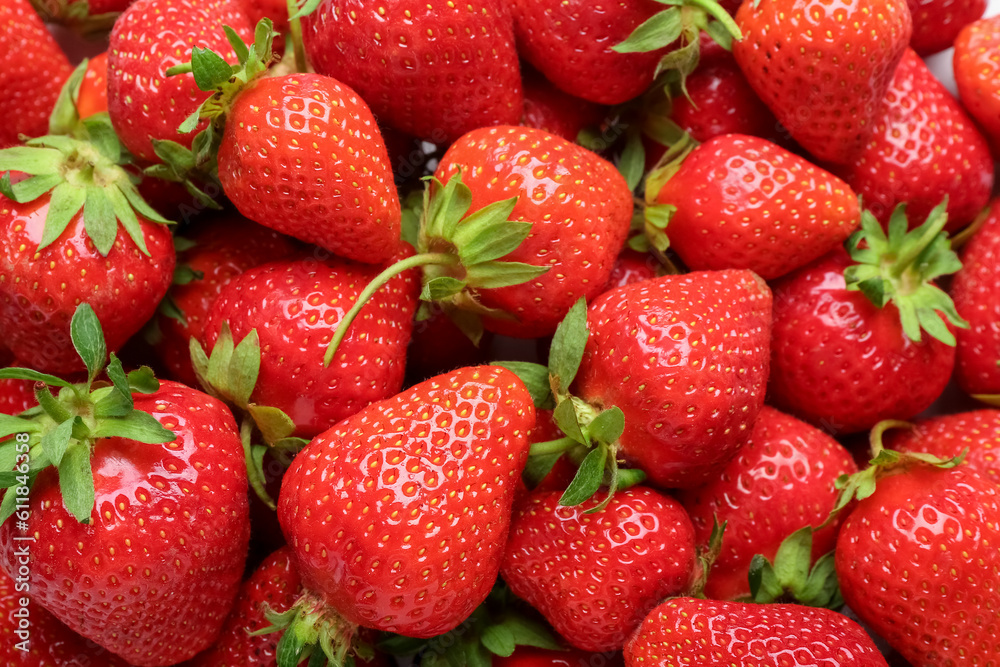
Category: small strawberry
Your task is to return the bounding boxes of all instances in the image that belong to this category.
[955,15,1000,152]
[77,51,109,119]
[907,0,986,55]
[840,49,993,233]
[625,598,889,666]
[733,0,912,164]
[883,410,1000,485]
[603,249,663,290]
[768,203,966,434]
[271,366,534,663]
[501,487,696,652]
[645,134,861,280]
[521,68,609,143]
[679,406,857,602]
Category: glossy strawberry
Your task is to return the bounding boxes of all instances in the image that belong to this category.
[885,410,1000,485]
[955,15,1000,152]
[647,134,860,280]
[908,0,986,54]
[521,68,608,143]
[625,598,889,667]
[241,0,287,32]
[841,49,993,232]
[680,406,857,601]
[733,0,911,164]
[502,487,696,652]
[575,270,772,489]
[0,375,34,416]
[302,0,522,145]
[604,249,662,291]
[77,51,109,119]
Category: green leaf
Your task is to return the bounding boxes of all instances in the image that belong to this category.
[83,116,121,164]
[230,330,262,408]
[70,303,107,383]
[0,414,38,439]
[92,410,175,444]
[613,7,683,53]
[0,147,64,175]
[587,407,625,445]
[290,0,324,20]
[1,172,63,203]
[457,220,534,267]
[105,184,150,256]
[173,265,203,285]
[224,25,250,64]
[464,261,549,289]
[41,417,77,468]
[0,368,71,387]
[772,527,813,597]
[105,354,134,408]
[83,186,117,256]
[493,361,553,410]
[618,132,646,191]
[421,276,466,301]
[0,482,23,524]
[704,17,734,50]
[190,47,235,91]
[248,404,297,445]
[498,615,563,651]
[548,298,589,395]
[523,451,562,487]
[559,445,607,507]
[553,398,587,445]
[58,443,95,524]
[748,555,783,603]
[94,387,133,418]
[378,635,428,656]
[481,625,516,657]
[38,181,86,251]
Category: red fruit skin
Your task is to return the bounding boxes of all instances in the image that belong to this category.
[886,410,1000,486]
[907,0,985,55]
[152,215,299,387]
[952,198,1000,396]
[836,466,1000,665]
[202,255,418,438]
[521,69,608,143]
[733,0,912,165]
[278,366,534,638]
[218,74,402,264]
[0,378,34,416]
[625,598,889,666]
[241,0,288,32]
[502,487,696,652]
[603,249,660,290]
[955,16,1000,153]
[495,646,623,667]
[576,271,773,489]
[107,0,253,163]
[656,134,860,280]
[0,196,175,374]
[435,126,633,338]
[302,0,522,145]
[679,406,858,601]
[406,306,493,382]
[0,381,250,666]
[77,51,109,119]
[841,49,993,233]
[768,252,955,435]
[0,0,72,148]
[509,0,665,106]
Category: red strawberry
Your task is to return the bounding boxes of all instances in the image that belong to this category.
[907,0,986,55]
[955,15,1000,153]
[679,406,857,601]
[273,366,533,660]
[836,456,1000,665]
[241,0,287,32]
[646,134,860,280]
[107,0,253,163]
[77,51,109,119]
[575,270,772,489]
[952,198,1000,397]
[840,49,993,233]
[0,0,72,148]
[0,371,34,416]
[604,249,662,291]
[733,0,912,164]
[625,598,889,666]
[884,410,1000,485]
[768,203,965,434]
[407,306,494,382]
[302,0,522,145]
[502,487,696,652]
[495,646,624,667]
[521,68,608,143]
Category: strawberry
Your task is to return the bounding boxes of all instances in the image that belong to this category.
[679,406,857,601]
[242,0,287,32]
[604,249,663,290]
[501,487,696,652]
[0,375,34,416]
[625,598,889,666]
[733,0,912,165]
[768,203,966,434]
[907,0,986,55]
[0,305,250,666]
[407,306,494,382]
[835,449,1000,665]
[521,68,608,143]
[954,15,1000,153]
[28,0,136,34]
[952,198,1000,397]
[301,0,523,145]
[77,51,109,119]
[0,0,72,148]
[495,646,624,667]
[272,366,534,662]
[645,134,860,280]
[840,49,993,233]
[884,410,1000,485]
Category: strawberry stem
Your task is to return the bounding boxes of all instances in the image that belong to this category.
[528,436,579,457]
[285,0,308,72]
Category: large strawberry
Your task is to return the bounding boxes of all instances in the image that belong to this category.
[272,366,534,663]
[0,305,250,666]
[733,0,911,165]
[0,0,72,149]
[301,0,522,145]
[882,411,1000,485]
[955,15,1000,152]
[769,203,965,434]
[841,49,993,232]
[625,598,889,666]
[645,134,860,280]
[501,487,695,652]
[907,0,986,54]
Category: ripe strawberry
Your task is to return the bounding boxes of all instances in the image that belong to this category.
[407,306,494,382]
[679,406,857,601]
[908,0,986,55]
[521,68,608,143]
[77,51,109,119]
[575,270,772,489]
[28,0,136,34]
[883,410,1000,485]
[625,598,889,666]
[495,646,624,667]
[0,0,72,148]
[241,0,287,32]
[836,456,1000,665]
[955,15,1000,152]
[733,0,911,165]
[604,249,662,290]
[646,134,860,280]
[952,198,1000,397]
[302,0,522,145]
[502,487,696,652]
[840,49,993,233]
[769,203,965,434]
[274,366,533,661]
[0,306,250,666]
[0,370,34,416]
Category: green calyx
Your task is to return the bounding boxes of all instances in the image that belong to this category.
[747,527,842,609]
[0,60,173,257]
[190,324,307,510]
[256,591,363,667]
[635,131,696,254]
[844,199,969,346]
[0,304,175,525]
[497,299,645,512]
[29,0,120,36]
[324,170,549,366]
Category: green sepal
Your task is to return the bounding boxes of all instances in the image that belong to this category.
[421,276,466,302]
[748,527,843,609]
[48,59,89,136]
[618,131,646,191]
[0,368,72,387]
[40,418,78,468]
[191,47,236,91]
[613,7,683,53]
[70,303,107,383]
[493,361,553,410]
[90,410,176,444]
[247,404,298,445]
[558,444,607,507]
[56,442,95,524]
[191,323,261,410]
[127,367,161,394]
[0,414,41,439]
[463,261,548,290]
[547,298,589,398]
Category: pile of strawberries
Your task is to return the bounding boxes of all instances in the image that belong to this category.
[2,0,1000,665]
